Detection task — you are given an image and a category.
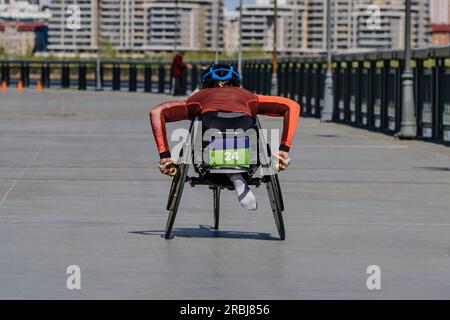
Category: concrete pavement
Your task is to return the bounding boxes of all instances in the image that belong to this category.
[0,89,450,299]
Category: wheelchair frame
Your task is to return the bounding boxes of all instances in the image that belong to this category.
[164,117,285,240]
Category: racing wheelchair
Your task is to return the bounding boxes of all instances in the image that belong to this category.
[164,113,285,240]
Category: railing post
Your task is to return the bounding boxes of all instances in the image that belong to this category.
[351,60,361,125]
[264,63,271,95]
[129,64,137,92]
[78,63,86,90]
[113,63,121,91]
[158,64,165,93]
[190,65,198,92]
[344,61,351,123]
[144,64,152,93]
[21,62,30,87]
[438,57,450,142]
[290,62,298,101]
[41,63,49,88]
[311,62,319,117]
[181,67,187,95]
[62,63,70,88]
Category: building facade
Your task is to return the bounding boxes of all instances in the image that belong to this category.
[47,0,223,54]
[143,0,223,52]
[0,0,51,56]
[47,0,98,52]
[431,0,450,45]
[223,9,239,55]
[0,21,44,55]
[232,0,431,55]
[240,0,305,54]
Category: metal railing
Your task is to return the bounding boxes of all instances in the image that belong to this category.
[1,47,450,144]
[242,47,450,145]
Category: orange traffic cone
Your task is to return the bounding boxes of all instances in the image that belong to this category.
[1,80,6,91]
[17,80,23,91]
[36,81,43,91]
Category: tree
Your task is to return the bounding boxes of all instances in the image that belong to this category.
[0,45,6,58]
[99,40,117,59]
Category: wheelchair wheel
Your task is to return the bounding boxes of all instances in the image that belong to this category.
[166,149,184,211]
[266,174,285,240]
[166,174,177,211]
[213,187,220,230]
[274,174,285,212]
[165,163,189,239]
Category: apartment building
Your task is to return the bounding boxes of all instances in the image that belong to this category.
[224,9,239,55]
[47,0,98,52]
[48,0,223,54]
[0,21,45,55]
[431,0,450,45]
[100,0,146,52]
[233,0,430,54]
[240,0,305,54]
[350,0,430,50]
[0,0,51,56]
[0,0,51,21]
[143,0,223,52]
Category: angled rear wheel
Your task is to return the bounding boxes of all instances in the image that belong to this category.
[165,163,189,239]
[266,173,285,240]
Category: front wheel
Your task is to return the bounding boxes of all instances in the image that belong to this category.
[266,173,285,240]
[213,187,220,230]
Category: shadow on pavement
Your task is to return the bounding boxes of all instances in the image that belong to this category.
[129,225,280,240]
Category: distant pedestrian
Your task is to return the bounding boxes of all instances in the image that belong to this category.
[171,51,190,96]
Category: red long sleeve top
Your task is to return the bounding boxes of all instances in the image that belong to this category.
[150,87,301,159]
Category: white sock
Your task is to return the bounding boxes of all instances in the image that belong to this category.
[228,174,257,211]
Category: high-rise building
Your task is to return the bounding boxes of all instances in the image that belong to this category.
[234,0,431,54]
[0,0,51,21]
[47,0,98,52]
[223,9,239,55]
[143,0,223,52]
[47,0,223,54]
[350,0,430,51]
[100,0,147,52]
[0,0,51,55]
[431,0,450,45]
[240,0,305,53]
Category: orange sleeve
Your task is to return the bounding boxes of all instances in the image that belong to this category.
[150,101,194,158]
[256,95,301,152]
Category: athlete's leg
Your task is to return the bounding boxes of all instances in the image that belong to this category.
[228,173,257,211]
[202,112,258,211]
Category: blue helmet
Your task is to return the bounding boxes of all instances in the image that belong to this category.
[201,64,241,88]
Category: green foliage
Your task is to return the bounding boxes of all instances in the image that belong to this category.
[99,40,117,59]
[0,46,270,63]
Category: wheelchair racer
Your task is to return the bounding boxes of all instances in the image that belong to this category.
[150,64,300,210]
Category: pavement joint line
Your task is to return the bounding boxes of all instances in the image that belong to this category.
[295,221,450,227]
[0,138,48,211]
[0,166,445,172]
[299,145,409,149]
[0,177,449,186]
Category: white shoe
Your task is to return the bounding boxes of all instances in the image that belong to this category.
[228,173,257,211]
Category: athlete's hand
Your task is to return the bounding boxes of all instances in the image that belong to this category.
[159,158,177,176]
[274,151,291,171]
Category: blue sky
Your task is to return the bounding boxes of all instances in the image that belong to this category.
[225,0,255,10]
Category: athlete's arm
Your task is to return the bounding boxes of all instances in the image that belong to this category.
[256,95,301,153]
[149,101,193,159]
